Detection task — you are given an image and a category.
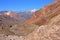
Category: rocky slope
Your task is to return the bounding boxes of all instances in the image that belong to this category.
[24,0,60,25]
[24,14,60,40]
[0,12,25,35]
[0,10,60,40]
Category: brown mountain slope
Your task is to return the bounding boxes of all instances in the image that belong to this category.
[0,7,60,40]
[0,11,26,35]
[24,14,60,40]
[24,1,60,25]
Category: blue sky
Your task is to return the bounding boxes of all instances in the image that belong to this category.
[0,0,55,11]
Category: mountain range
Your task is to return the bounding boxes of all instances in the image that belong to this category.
[0,10,36,35]
[0,0,60,40]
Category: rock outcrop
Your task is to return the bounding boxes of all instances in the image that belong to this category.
[24,14,60,40]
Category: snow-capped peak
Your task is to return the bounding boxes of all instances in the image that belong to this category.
[5,11,11,15]
[30,9,36,12]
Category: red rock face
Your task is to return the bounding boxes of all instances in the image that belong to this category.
[24,1,60,25]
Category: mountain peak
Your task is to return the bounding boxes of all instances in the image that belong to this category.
[5,11,12,15]
[30,9,36,12]
[5,11,17,18]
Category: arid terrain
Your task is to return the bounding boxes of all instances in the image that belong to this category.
[0,0,60,40]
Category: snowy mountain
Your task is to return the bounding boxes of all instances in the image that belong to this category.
[17,9,37,19]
